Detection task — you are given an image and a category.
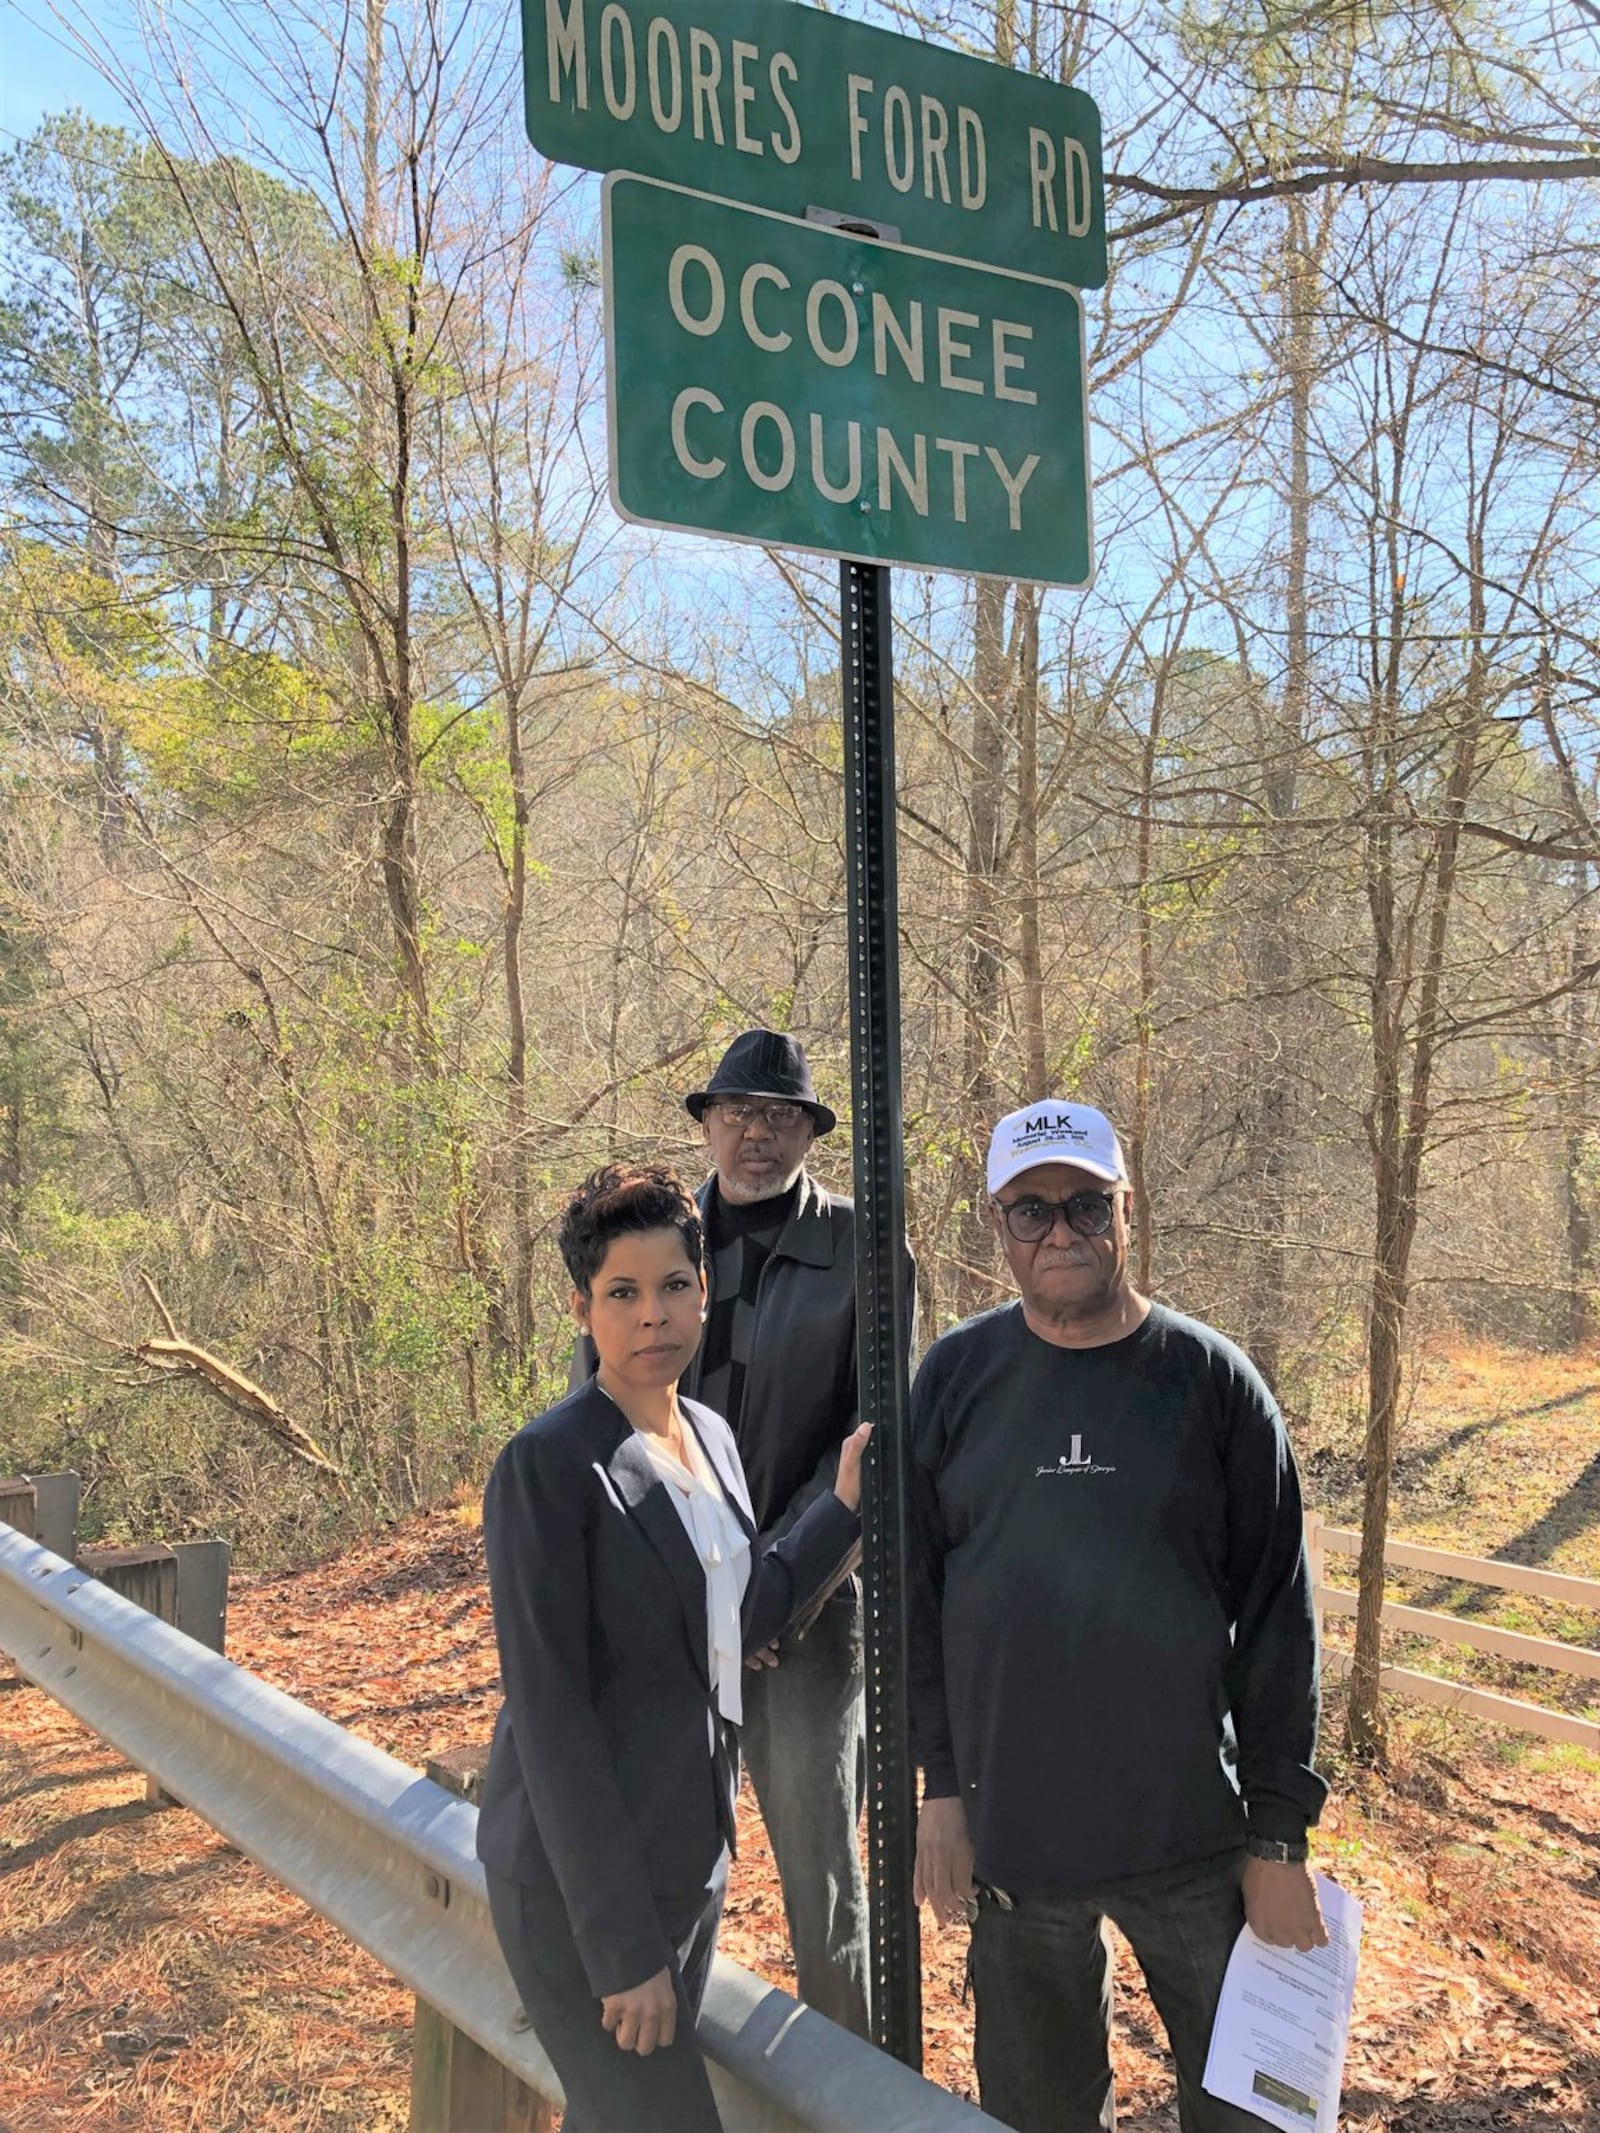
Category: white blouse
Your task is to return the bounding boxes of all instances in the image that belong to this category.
[636,1417,753,1727]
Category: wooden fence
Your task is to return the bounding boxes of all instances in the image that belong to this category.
[1306,1513,1600,1752]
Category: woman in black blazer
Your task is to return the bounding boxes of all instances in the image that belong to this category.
[477,1163,867,2133]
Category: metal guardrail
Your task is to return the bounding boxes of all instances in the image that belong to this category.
[1307,1513,1600,1752]
[0,1525,996,2133]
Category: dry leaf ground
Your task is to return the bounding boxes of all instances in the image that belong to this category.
[1,1338,1596,2131]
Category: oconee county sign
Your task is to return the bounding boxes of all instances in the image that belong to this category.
[525,0,1105,290]
[605,176,1091,587]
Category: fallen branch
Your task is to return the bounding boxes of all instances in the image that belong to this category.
[133,1273,346,1481]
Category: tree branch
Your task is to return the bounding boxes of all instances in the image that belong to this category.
[1110,154,1600,240]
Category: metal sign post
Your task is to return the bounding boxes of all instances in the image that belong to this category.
[520,0,1107,2079]
[840,556,920,2066]
[600,160,1093,2076]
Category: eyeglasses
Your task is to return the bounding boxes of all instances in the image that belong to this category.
[996,1190,1119,1243]
[709,1098,809,1130]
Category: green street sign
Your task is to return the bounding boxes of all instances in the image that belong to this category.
[526,0,1105,290]
[604,176,1092,588]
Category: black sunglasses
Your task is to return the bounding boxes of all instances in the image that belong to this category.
[995,1190,1119,1243]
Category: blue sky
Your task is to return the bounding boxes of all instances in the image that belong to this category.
[0,5,134,147]
[4,0,1594,676]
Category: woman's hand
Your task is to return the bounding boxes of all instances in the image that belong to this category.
[599,1966,678,2054]
[833,1422,874,1513]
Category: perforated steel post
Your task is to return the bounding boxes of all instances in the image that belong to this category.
[840,557,921,2068]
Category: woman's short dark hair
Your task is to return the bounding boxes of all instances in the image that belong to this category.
[559,1164,705,1294]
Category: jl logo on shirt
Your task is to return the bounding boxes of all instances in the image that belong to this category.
[1035,1436,1117,1478]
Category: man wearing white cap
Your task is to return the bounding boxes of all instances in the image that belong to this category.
[907,1101,1328,2133]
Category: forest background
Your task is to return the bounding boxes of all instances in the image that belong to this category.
[2,0,1598,1746]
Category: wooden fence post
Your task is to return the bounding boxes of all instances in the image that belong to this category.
[410,1744,553,2133]
[1304,1510,1326,1651]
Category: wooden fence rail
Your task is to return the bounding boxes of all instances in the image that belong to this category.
[1305,1513,1600,1753]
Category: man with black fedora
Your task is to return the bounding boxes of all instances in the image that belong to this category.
[681,1028,875,2035]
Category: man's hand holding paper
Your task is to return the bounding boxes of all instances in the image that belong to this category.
[1243,1857,1329,1953]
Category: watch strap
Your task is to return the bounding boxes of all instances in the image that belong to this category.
[1244,1833,1309,1865]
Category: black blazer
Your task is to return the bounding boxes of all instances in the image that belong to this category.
[476,1381,860,1999]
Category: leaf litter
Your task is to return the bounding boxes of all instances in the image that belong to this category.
[2,1345,1598,2132]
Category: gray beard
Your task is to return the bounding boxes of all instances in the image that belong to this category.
[717,1161,805,1205]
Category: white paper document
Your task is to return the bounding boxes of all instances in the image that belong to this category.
[1202,1873,1363,2133]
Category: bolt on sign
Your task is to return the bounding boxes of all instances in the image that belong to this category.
[525,0,1105,290]
[604,176,1092,588]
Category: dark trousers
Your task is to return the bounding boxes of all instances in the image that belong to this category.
[739,1587,871,2036]
[970,1850,1269,2133]
[485,1872,726,2133]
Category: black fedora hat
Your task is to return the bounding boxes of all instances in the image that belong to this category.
[685,1029,837,1136]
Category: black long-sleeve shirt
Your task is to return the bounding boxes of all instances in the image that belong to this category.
[907,1301,1327,1897]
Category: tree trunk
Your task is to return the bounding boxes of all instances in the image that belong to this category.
[1541,648,1596,1348]
[0,1048,23,1330]
[1014,586,1047,1097]
[1348,456,1489,1755]
[1243,196,1319,1392]
[1129,659,1168,1295]
[504,684,535,1366]
[946,0,1024,1310]
[1561,892,1594,1347]
[956,578,1011,1307]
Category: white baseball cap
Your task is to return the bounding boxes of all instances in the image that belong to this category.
[986,1101,1127,1195]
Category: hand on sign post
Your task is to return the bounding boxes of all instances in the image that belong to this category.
[833,1420,873,1512]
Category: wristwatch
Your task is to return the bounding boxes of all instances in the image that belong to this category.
[1245,1834,1309,1865]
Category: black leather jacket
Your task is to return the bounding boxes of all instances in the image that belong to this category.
[684,1171,860,1541]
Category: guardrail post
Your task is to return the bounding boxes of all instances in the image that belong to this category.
[173,1539,231,1654]
[80,1543,179,1620]
[0,1479,37,1686]
[29,1472,80,1562]
[412,1745,552,2133]
[80,1545,180,1802]
[0,1477,35,1538]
